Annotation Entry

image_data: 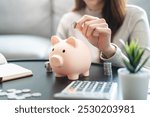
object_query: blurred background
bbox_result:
[0,0,149,60]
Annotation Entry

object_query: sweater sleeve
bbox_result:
[129,9,150,47]
[129,7,150,68]
[100,44,128,67]
[100,7,150,68]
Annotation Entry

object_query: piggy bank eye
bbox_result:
[52,48,54,51]
[62,49,65,53]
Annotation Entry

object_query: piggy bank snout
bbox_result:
[50,55,63,67]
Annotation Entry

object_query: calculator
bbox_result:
[54,80,118,100]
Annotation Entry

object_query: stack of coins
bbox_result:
[103,62,112,76]
[45,61,52,72]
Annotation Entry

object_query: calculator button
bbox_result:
[103,82,112,93]
[70,81,81,89]
[85,81,96,92]
[76,81,88,91]
[94,82,104,92]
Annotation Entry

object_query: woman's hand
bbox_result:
[75,15,116,58]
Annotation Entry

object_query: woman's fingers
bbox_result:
[74,15,112,53]
[77,15,99,26]
[82,19,99,36]
[75,15,99,31]
[76,16,108,38]
[93,27,111,37]
[86,23,108,37]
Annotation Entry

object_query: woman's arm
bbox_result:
[129,9,150,68]
[75,15,116,58]
[102,7,150,67]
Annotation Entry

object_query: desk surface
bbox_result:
[0,60,119,100]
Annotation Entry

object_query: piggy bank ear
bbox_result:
[66,37,77,48]
[51,35,61,45]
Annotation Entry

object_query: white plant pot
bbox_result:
[118,68,150,100]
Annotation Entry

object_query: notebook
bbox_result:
[0,63,33,82]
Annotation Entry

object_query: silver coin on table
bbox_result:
[14,90,23,94]
[7,89,17,93]
[15,96,26,100]
[45,61,52,72]
[31,92,42,97]
[7,94,17,100]
[7,92,16,96]
[22,89,31,93]
[0,92,7,96]
[23,93,32,98]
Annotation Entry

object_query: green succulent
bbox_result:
[121,40,150,73]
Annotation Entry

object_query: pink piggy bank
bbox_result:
[49,36,91,80]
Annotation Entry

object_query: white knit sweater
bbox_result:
[56,5,150,67]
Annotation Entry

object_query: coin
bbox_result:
[31,92,42,97]
[0,92,7,96]
[7,93,17,99]
[15,96,26,100]
[23,93,32,98]
[14,90,22,94]
[0,88,42,99]
[103,62,112,75]
[22,89,31,93]
[7,89,17,93]
[45,61,52,72]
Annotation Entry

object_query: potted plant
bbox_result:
[118,40,150,100]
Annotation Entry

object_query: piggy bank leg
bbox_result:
[82,70,89,77]
[55,73,65,77]
[67,74,79,80]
